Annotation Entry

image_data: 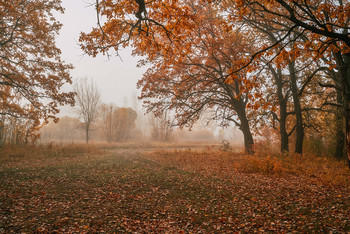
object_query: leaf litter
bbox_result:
[0,147,349,232]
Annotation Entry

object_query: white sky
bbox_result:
[55,0,146,112]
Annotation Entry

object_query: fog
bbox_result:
[43,0,244,146]
[40,110,244,146]
[55,0,146,109]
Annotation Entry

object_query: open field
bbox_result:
[0,144,349,232]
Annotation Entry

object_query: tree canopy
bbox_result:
[0,0,74,136]
[80,0,350,159]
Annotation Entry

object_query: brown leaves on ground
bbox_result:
[146,149,350,231]
[0,145,349,232]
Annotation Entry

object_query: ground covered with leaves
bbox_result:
[0,144,349,232]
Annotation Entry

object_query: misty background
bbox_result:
[40,0,244,145]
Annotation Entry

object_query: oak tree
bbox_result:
[79,0,349,159]
[137,5,263,153]
[0,0,75,134]
[80,0,265,153]
[223,0,349,159]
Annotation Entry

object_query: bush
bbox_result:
[240,155,283,175]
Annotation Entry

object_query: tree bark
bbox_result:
[289,60,304,154]
[241,117,254,154]
[280,109,289,152]
[334,52,350,167]
[86,124,90,143]
[235,101,254,154]
[335,87,345,159]
[346,101,350,168]
[343,53,350,168]
[270,65,289,152]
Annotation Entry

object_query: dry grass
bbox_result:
[1,143,349,232]
[95,141,215,150]
[0,143,103,169]
[0,143,102,157]
[145,148,350,187]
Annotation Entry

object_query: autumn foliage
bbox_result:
[1,0,350,231]
[80,0,350,159]
[0,0,74,144]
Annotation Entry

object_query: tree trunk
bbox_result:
[334,52,350,168]
[224,80,255,154]
[289,60,304,154]
[343,53,350,168]
[276,68,289,152]
[86,124,90,143]
[235,101,254,154]
[335,87,345,159]
[241,118,254,154]
[277,90,289,152]
[345,99,350,168]
[268,65,289,152]
[280,114,289,152]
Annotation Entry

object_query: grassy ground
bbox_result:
[0,144,349,232]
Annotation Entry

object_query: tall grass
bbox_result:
[0,143,103,170]
[0,143,102,158]
[146,148,350,187]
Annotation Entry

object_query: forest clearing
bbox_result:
[1,0,350,232]
[1,144,349,232]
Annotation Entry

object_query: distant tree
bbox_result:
[99,105,137,142]
[148,112,173,142]
[0,115,40,146]
[114,107,137,141]
[100,103,117,142]
[40,116,84,143]
[74,78,101,143]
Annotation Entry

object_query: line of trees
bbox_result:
[0,116,40,146]
[1,0,349,162]
[40,110,139,144]
[73,78,139,143]
[79,0,349,162]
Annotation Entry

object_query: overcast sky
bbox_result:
[55,0,146,112]
[53,0,242,140]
